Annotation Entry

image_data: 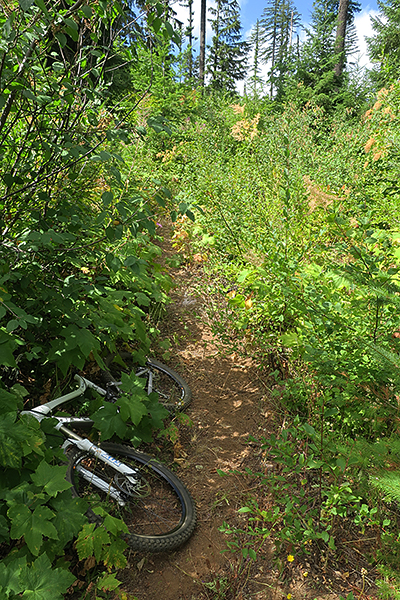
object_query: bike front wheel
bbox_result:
[66,443,196,553]
[102,352,192,412]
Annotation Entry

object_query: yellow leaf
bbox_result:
[244,296,253,309]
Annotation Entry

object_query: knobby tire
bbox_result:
[66,442,196,552]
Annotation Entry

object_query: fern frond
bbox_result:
[371,343,400,371]
[370,471,400,503]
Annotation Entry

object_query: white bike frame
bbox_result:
[21,375,140,506]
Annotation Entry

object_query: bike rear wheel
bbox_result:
[102,352,192,411]
[66,443,196,552]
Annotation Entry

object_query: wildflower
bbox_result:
[230,103,245,115]
[364,138,375,153]
[287,594,292,599]
[373,151,383,161]
[287,555,294,562]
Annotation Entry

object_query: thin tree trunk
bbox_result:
[270,19,277,98]
[199,0,206,86]
[289,10,293,50]
[333,0,348,77]
[188,0,193,78]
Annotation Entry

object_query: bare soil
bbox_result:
[117,233,354,600]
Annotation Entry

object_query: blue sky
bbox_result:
[240,0,379,69]
[173,0,381,76]
[240,0,378,31]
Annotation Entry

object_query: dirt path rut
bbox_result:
[120,255,279,599]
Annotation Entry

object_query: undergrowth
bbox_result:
[146,84,400,597]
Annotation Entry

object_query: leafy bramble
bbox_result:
[31,461,72,497]
[8,504,58,555]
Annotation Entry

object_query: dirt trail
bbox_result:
[120,234,343,600]
[119,241,282,599]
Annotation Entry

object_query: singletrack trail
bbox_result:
[118,230,342,600]
[118,232,281,600]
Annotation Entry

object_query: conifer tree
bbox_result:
[248,20,265,95]
[179,0,196,80]
[367,0,400,87]
[206,0,249,92]
[294,0,360,106]
[259,0,300,97]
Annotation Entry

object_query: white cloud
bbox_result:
[353,9,379,69]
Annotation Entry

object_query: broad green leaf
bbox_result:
[51,61,64,72]
[80,4,92,17]
[302,423,316,437]
[65,26,78,42]
[248,548,257,560]
[336,457,346,472]
[19,0,35,10]
[0,330,18,367]
[151,17,162,32]
[147,116,171,135]
[76,328,100,357]
[110,165,121,183]
[31,461,71,497]
[75,522,110,560]
[8,504,58,555]
[63,17,78,30]
[119,394,147,426]
[0,387,22,413]
[103,513,128,536]
[97,572,122,592]
[99,150,111,161]
[101,537,127,569]
[91,403,127,439]
[75,522,96,559]
[0,413,43,468]
[0,514,9,543]
[55,32,67,48]
[147,396,168,428]
[35,0,49,17]
[281,332,300,347]
[6,319,19,332]
[19,553,75,600]
[165,22,174,37]
[0,557,26,596]
[135,292,150,307]
[50,493,88,546]
[93,526,111,562]
[102,191,113,206]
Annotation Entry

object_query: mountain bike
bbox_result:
[21,359,196,553]
[102,353,192,412]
